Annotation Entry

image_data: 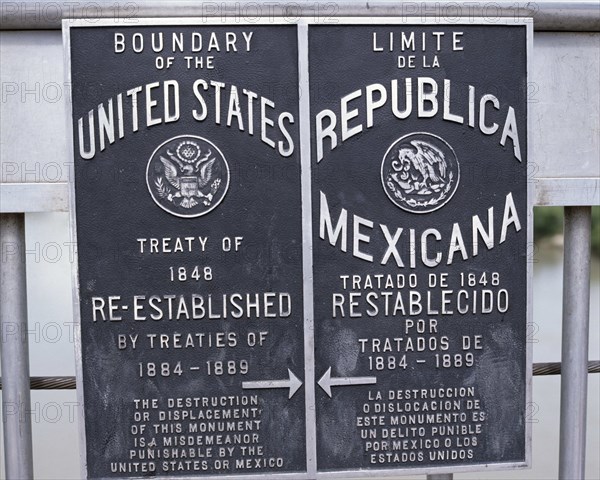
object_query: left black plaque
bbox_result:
[66,22,304,478]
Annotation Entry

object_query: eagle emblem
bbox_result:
[146,136,229,218]
[381,133,459,214]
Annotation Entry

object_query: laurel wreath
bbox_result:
[386,172,455,208]
[154,177,171,199]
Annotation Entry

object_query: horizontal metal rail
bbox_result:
[3,178,599,214]
[427,474,453,480]
[2,362,599,390]
[535,361,600,376]
[0,0,599,31]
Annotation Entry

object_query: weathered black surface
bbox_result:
[70,25,305,478]
[310,25,528,472]
[70,21,530,479]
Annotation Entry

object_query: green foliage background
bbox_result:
[534,206,600,257]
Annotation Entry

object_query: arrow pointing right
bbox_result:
[317,367,377,398]
[242,368,303,399]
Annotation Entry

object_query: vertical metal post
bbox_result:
[427,475,453,480]
[559,206,592,480]
[0,213,34,480]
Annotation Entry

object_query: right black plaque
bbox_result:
[310,22,531,474]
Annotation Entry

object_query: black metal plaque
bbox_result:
[68,22,305,478]
[68,18,531,480]
[310,23,530,474]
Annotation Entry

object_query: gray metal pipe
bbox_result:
[0,0,599,31]
[559,206,592,480]
[0,213,34,480]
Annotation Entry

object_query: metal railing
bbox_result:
[1,2,599,480]
[2,212,597,479]
[3,361,599,391]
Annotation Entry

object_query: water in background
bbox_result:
[0,213,598,479]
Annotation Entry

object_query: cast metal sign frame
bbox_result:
[64,16,533,480]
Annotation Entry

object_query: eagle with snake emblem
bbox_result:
[381,133,460,214]
[390,140,449,195]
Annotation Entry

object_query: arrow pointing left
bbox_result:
[317,367,377,398]
[242,368,302,399]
